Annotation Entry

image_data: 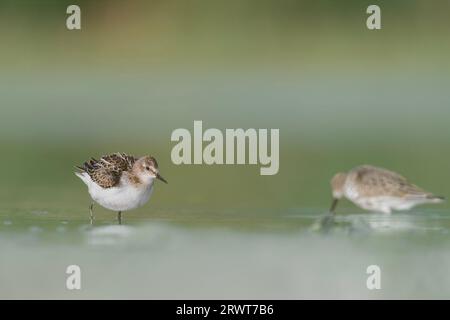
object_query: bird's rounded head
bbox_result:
[330,172,347,199]
[134,156,167,184]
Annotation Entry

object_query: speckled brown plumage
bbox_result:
[348,165,435,199]
[76,152,137,188]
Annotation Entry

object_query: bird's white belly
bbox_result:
[88,182,153,212]
[344,183,415,214]
[351,196,418,214]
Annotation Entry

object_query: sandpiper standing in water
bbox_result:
[329,165,444,214]
[75,152,167,224]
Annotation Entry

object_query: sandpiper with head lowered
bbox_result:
[329,165,444,214]
[75,152,167,224]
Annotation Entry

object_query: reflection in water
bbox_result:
[318,214,336,230]
[310,213,371,235]
[86,225,135,246]
[351,213,417,232]
[311,211,448,235]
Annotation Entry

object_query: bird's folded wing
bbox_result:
[79,152,137,188]
[356,166,428,198]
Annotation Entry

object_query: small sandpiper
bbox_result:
[329,165,444,214]
[75,152,167,224]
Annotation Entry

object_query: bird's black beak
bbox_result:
[329,198,338,214]
[156,173,168,184]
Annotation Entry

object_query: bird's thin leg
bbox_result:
[329,198,339,215]
[118,211,122,225]
[89,203,95,225]
[318,198,339,231]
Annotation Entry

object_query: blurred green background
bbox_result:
[1,0,450,221]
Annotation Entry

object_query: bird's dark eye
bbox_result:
[145,166,150,170]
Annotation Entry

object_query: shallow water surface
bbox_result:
[1,209,450,299]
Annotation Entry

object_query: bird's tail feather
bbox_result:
[74,171,85,179]
[427,195,445,203]
[74,171,90,186]
[405,194,445,204]
[74,165,85,172]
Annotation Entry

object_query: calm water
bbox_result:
[1,207,450,299]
